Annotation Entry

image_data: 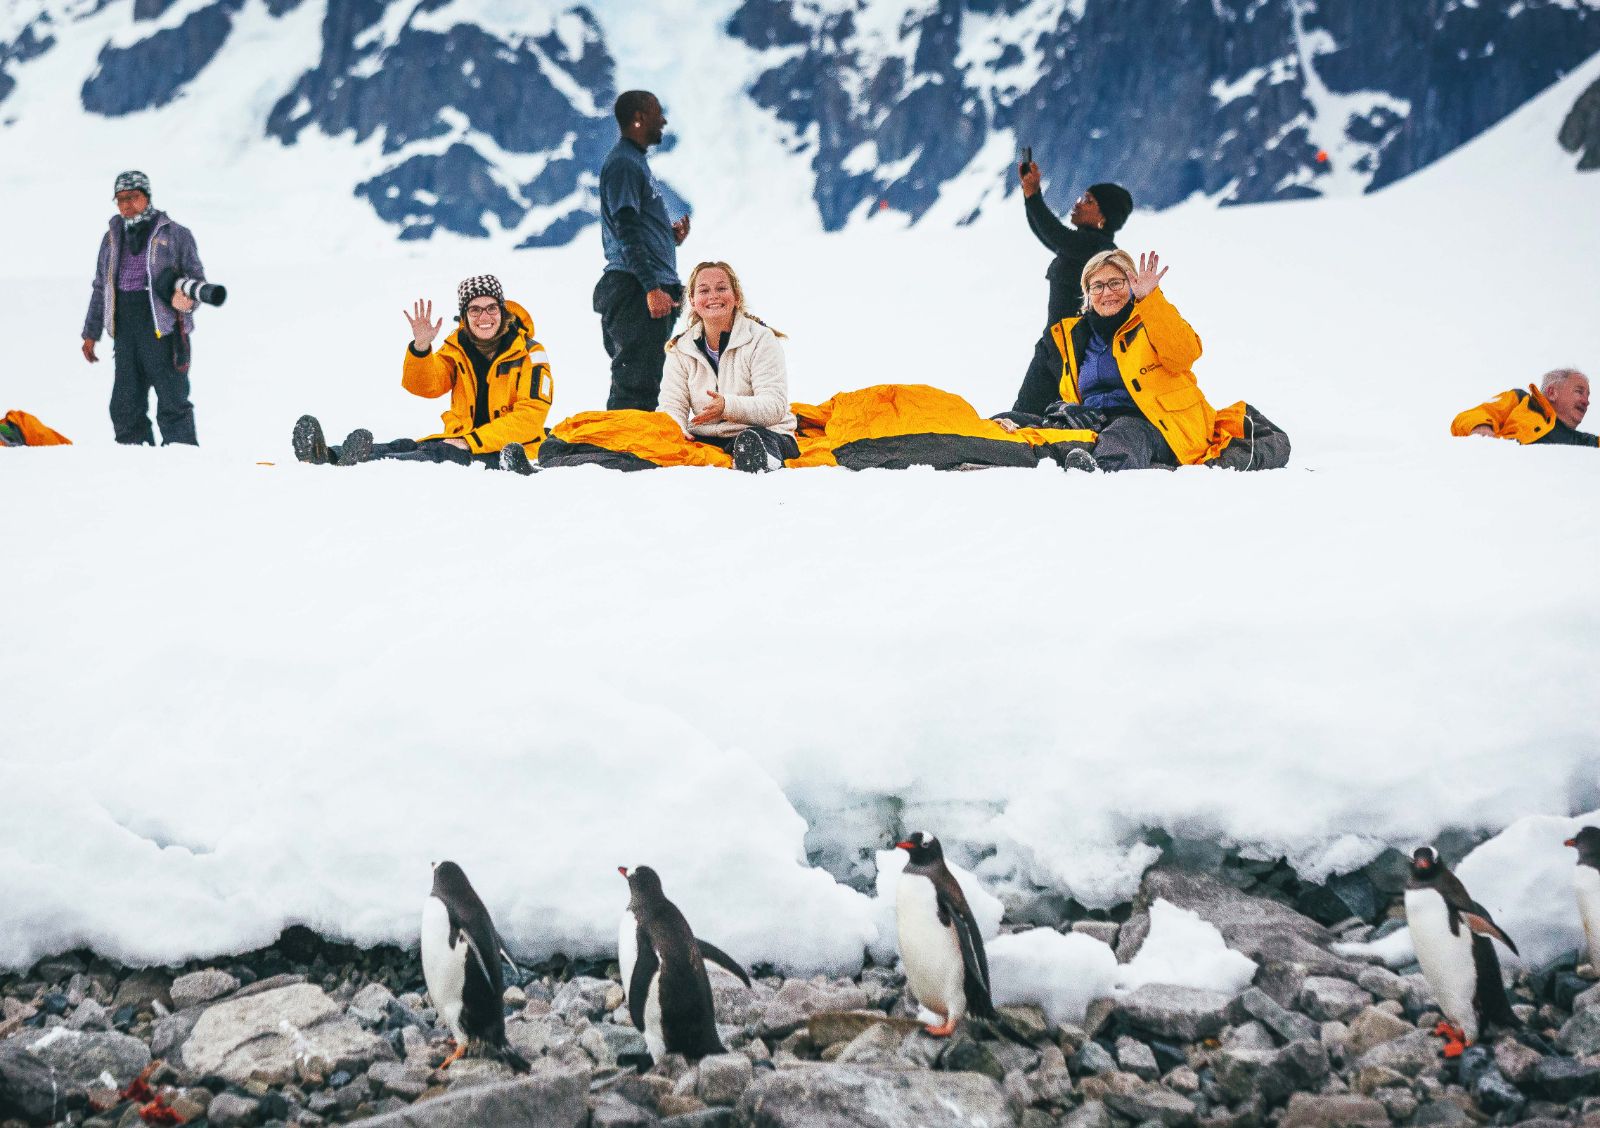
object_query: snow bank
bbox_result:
[1114,900,1259,995]
[1337,810,1600,972]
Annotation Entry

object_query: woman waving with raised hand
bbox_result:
[658,261,798,473]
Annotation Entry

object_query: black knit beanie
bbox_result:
[1088,182,1133,232]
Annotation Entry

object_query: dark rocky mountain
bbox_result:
[727,0,1600,230]
[1,0,1595,241]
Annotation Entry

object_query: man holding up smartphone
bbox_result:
[1017,153,1132,328]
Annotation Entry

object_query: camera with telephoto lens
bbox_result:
[154,267,227,308]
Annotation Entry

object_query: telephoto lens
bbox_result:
[155,268,227,307]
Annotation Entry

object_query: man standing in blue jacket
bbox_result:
[81,171,207,445]
[594,90,690,411]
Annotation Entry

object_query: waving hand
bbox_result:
[1130,253,1169,301]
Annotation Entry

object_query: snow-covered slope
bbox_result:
[0,19,1597,975]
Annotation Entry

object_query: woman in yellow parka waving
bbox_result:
[1001,249,1280,471]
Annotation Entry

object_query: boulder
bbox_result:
[1298,978,1371,1023]
[181,982,392,1085]
[807,1011,920,1050]
[1559,1006,1600,1057]
[1350,1030,1441,1078]
[352,1065,590,1126]
[1116,1035,1159,1081]
[169,968,240,1010]
[1082,1071,1196,1128]
[12,1027,150,1089]
[736,1063,1013,1127]
[1277,1093,1388,1128]
[1527,1056,1600,1102]
[1116,984,1233,1042]
[1225,988,1319,1045]
[1343,1008,1412,1057]
[348,981,399,1025]
[206,1092,261,1127]
[756,980,871,1039]
[695,1052,753,1106]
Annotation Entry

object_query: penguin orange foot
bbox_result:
[440,1042,467,1068]
[1432,1021,1469,1058]
[924,1016,959,1037]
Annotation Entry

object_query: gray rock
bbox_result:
[736,1063,1013,1127]
[1343,1008,1412,1057]
[14,1026,150,1089]
[352,1065,590,1126]
[349,981,398,1025]
[1372,1085,1417,1121]
[181,983,392,1085]
[552,976,614,1020]
[1117,869,1365,984]
[1298,978,1371,1023]
[1064,1101,1115,1128]
[369,1059,432,1099]
[835,1022,912,1068]
[1256,1039,1331,1105]
[1085,1071,1197,1127]
[1561,1006,1600,1057]
[1492,1037,1541,1086]
[996,1004,1051,1043]
[1073,921,1121,946]
[938,1029,1006,1082]
[0,1042,77,1123]
[592,1092,663,1127]
[230,972,308,1000]
[599,1021,651,1061]
[807,1011,920,1050]
[1117,1035,1160,1081]
[1277,1093,1387,1128]
[756,980,870,1039]
[169,968,240,1010]
[1117,984,1234,1042]
[1226,988,1320,1045]
[111,968,172,1011]
[1410,1101,1471,1126]
[695,1052,753,1106]
[661,1111,733,1128]
[206,1092,261,1127]
[1072,1040,1118,1076]
[66,998,110,1031]
[1528,1056,1600,1102]
[1350,1030,1441,1079]
[1472,1064,1525,1117]
[1574,982,1600,1013]
[1164,1065,1201,1095]
[150,1007,203,1060]
[1354,967,1407,1003]
[1221,1021,1277,1052]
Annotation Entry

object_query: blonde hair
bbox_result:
[675,260,786,344]
[1079,249,1137,314]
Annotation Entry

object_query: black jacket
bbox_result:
[1025,193,1117,328]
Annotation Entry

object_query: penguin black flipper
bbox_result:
[695,940,752,988]
[934,875,996,1019]
[628,927,659,1033]
[1439,870,1519,954]
[1472,934,1520,1030]
[1462,901,1519,956]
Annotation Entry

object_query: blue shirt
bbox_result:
[599,138,678,289]
[1078,330,1134,411]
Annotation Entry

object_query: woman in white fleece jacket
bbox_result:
[659,260,798,473]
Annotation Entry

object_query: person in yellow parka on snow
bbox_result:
[291,274,553,473]
[1452,368,1595,448]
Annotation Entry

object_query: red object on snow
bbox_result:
[1315,149,1329,163]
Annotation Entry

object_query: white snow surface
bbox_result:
[1337,809,1600,972]
[1,20,1599,973]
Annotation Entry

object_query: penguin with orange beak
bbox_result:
[1565,826,1600,972]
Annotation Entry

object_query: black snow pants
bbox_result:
[111,292,196,446]
[594,271,682,411]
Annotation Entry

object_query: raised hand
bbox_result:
[404,299,443,351]
[672,214,691,246]
[1130,252,1169,301]
[1019,161,1041,198]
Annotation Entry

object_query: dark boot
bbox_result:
[730,429,771,474]
[293,415,329,464]
[336,429,374,466]
[498,442,538,475]
[1059,447,1099,472]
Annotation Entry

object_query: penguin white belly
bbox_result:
[642,969,666,1060]
[618,909,639,1005]
[896,874,967,1022]
[1576,866,1600,970]
[421,896,468,1042]
[1406,888,1479,1041]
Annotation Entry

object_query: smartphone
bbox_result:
[1018,146,1033,175]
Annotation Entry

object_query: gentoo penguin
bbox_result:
[618,865,751,1061]
[1565,826,1600,972]
[1404,846,1519,1057]
[420,861,529,1071]
[894,832,1003,1037]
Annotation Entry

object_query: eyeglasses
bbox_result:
[1087,278,1128,295]
[464,303,500,319]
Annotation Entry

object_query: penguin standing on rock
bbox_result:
[1404,846,1520,1058]
[1565,826,1600,973]
[420,861,529,1071]
[618,865,751,1062]
[893,832,1003,1037]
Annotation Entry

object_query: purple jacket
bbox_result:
[82,209,205,340]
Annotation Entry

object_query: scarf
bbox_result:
[1086,297,1133,344]
[122,209,155,256]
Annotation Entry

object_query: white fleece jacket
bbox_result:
[659,314,796,438]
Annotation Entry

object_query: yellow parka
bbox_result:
[1048,288,1221,465]
[1451,385,1560,444]
[401,299,553,456]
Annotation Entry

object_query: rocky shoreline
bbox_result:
[4,863,1599,1128]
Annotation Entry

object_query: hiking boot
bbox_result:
[1060,447,1100,473]
[335,429,373,466]
[498,442,539,475]
[292,415,329,464]
[730,429,771,474]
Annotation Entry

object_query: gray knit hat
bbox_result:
[457,274,504,314]
[113,170,151,198]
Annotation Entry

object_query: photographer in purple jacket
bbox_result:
[81,171,209,445]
